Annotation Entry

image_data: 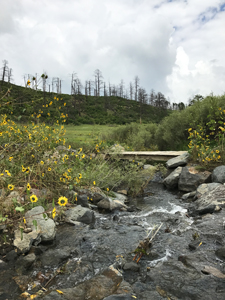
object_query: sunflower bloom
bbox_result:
[30,195,38,203]
[8,184,14,191]
[58,196,68,206]
[27,183,31,190]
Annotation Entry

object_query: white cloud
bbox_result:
[0,0,225,103]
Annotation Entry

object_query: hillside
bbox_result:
[0,81,170,125]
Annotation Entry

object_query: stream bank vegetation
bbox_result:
[0,89,157,236]
[1,79,225,239]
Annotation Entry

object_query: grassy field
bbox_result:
[64,124,118,148]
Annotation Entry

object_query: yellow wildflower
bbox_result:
[58,196,68,206]
[8,184,14,191]
[30,195,38,203]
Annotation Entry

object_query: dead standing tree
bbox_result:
[94,69,103,96]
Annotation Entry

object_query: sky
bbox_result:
[0,0,225,104]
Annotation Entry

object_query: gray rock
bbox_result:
[178,167,211,192]
[163,167,182,189]
[215,247,225,261]
[212,165,225,183]
[0,259,7,271]
[123,262,140,272]
[182,191,196,200]
[166,152,190,169]
[40,247,71,266]
[196,183,222,199]
[25,206,56,241]
[97,198,128,211]
[15,253,36,271]
[112,192,128,204]
[195,185,225,211]
[65,205,95,225]
[39,291,63,300]
[77,194,89,207]
[59,265,123,300]
[103,295,134,300]
[13,229,40,253]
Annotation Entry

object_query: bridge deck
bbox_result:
[106,151,187,162]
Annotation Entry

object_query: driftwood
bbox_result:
[133,223,163,263]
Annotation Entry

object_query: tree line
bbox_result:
[1,60,189,111]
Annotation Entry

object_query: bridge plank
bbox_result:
[106,151,187,162]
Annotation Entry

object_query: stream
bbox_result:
[1,180,225,300]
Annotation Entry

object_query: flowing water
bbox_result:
[1,180,225,299]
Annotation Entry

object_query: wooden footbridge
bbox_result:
[106,151,187,162]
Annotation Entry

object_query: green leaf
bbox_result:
[20,227,23,240]
[43,213,48,220]
[69,185,73,190]
[32,219,38,230]
[15,207,25,212]
[52,199,55,208]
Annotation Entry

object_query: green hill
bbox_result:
[0,81,170,125]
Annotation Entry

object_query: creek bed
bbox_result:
[1,181,225,300]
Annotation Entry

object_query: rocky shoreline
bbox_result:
[1,153,225,299]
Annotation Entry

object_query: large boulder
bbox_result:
[166,152,190,169]
[178,167,211,192]
[163,167,182,190]
[212,165,225,183]
[25,206,56,241]
[195,183,222,199]
[65,205,95,225]
[194,185,225,211]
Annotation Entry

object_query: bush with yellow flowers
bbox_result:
[187,107,225,165]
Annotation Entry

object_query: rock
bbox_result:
[189,240,203,251]
[40,247,71,266]
[212,165,225,183]
[13,275,30,292]
[123,262,140,272]
[2,191,23,212]
[178,167,211,192]
[194,185,225,211]
[15,253,36,271]
[215,247,225,261]
[55,145,67,151]
[97,198,128,211]
[116,189,128,195]
[5,250,18,262]
[0,259,7,271]
[182,191,196,200]
[58,265,123,300]
[110,144,125,152]
[202,266,225,279]
[112,192,128,204]
[77,194,89,207]
[13,229,40,253]
[196,183,222,199]
[198,205,216,215]
[163,167,182,190]
[166,152,190,169]
[103,295,135,300]
[25,206,56,242]
[65,205,95,225]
